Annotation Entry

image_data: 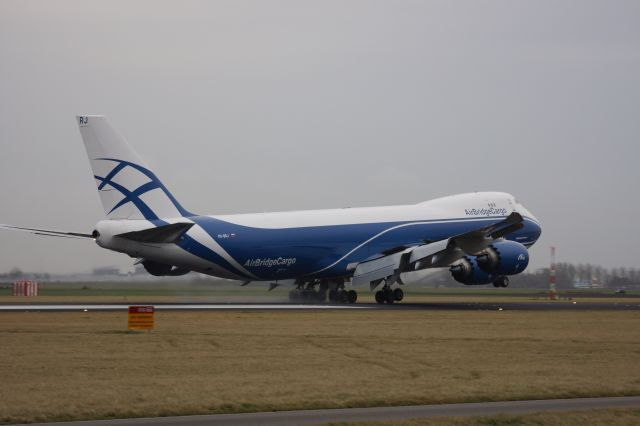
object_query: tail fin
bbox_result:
[76,115,192,221]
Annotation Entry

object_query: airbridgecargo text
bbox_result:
[464,207,509,216]
[244,257,297,268]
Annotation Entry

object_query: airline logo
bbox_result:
[464,207,508,216]
[244,257,297,268]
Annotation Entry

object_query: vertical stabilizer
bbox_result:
[76,115,191,220]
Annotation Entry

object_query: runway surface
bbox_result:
[1,300,639,311]
[14,396,640,426]
[0,303,368,311]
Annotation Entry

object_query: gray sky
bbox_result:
[1,0,639,274]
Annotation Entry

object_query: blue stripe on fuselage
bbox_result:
[186,215,541,281]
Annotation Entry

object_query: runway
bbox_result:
[13,396,640,426]
[0,303,368,311]
[0,300,639,311]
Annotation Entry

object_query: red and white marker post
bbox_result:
[12,280,39,296]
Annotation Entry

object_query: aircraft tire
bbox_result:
[393,288,404,302]
[501,276,510,288]
[375,290,385,304]
[347,290,357,304]
[493,276,509,288]
[339,290,349,304]
[385,289,395,304]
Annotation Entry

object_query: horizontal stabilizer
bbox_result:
[0,224,93,239]
[116,222,194,243]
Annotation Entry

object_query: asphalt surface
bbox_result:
[13,396,640,426]
[1,300,639,311]
[0,303,367,311]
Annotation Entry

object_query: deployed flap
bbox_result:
[116,222,194,243]
[352,247,414,287]
[408,239,450,264]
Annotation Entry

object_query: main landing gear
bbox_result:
[374,282,404,305]
[288,279,358,304]
[367,272,406,305]
[329,288,358,304]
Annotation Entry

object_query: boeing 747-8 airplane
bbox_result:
[1,116,541,304]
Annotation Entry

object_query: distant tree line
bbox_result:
[0,267,51,281]
[414,262,640,289]
[509,262,640,289]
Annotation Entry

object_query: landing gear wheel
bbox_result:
[347,290,358,304]
[493,276,509,288]
[385,289,395,304]
[339,290,349,304]
[375,290,385,304]
[393,288,404,302]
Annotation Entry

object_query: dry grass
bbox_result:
[1,310,640,423]
[323,408,640,426]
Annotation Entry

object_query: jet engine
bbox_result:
[450,256,495,285]
[476,241,529,275]
[142,260,191,276]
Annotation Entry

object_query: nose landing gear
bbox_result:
[492,276,509,288]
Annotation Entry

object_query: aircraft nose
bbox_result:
[530,219,542,240]
[515,204,541,241]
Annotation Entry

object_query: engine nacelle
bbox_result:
[450,256,496,285]
[142,260,191,277]
[476,241,529,276]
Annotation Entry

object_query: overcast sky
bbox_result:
[1,0,639,274]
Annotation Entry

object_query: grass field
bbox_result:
[323,408,640,426]
[1,309,640,424]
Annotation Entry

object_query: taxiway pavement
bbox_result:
[12,396,640,426]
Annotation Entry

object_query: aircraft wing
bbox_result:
[0,224,94,239]
[350,212,524,287]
